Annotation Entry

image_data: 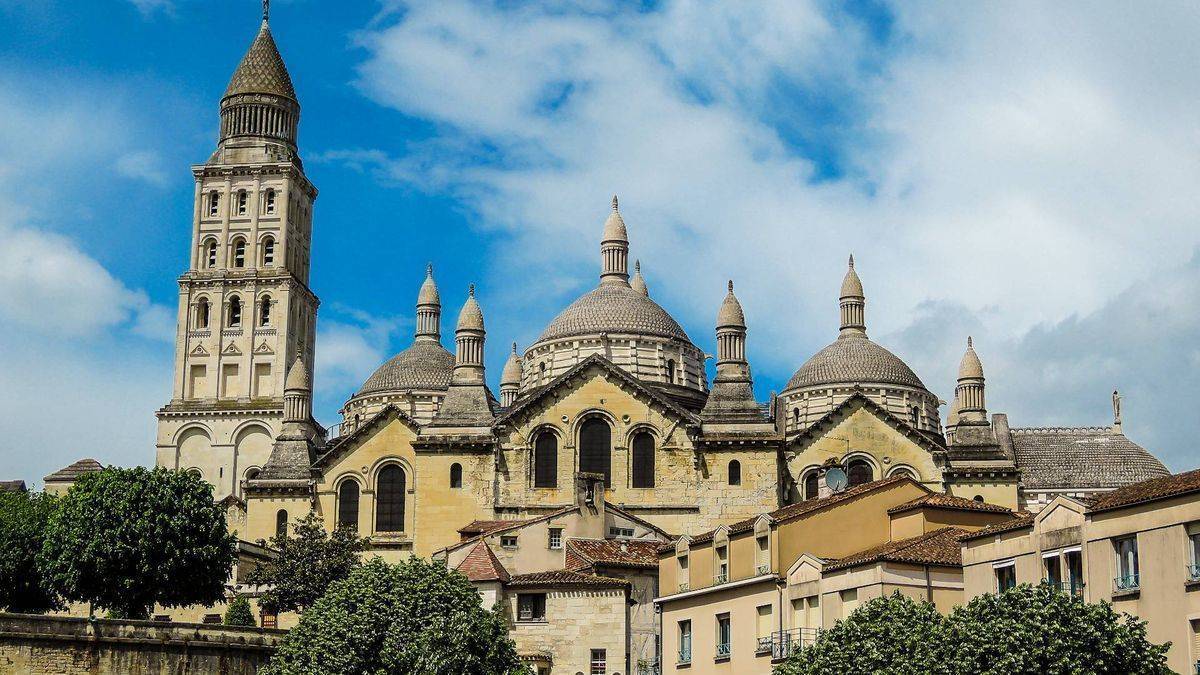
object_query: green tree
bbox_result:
[0,490,61,613]
[247,511,367,614]
[943,583,1171,675]
[224,595,256,627]
[774,592,948,675]
[262,557,525,675]
[39,467,235,619]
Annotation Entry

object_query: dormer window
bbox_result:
[236,190,248,216]
[208,191,219,217]
[264,189,277,214]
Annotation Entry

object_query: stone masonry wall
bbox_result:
[0,613,284,675]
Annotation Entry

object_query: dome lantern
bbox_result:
[955,336,986,424]
[415,263,441,342]
[600,195,630,286]
[219,3,299,149]
[839,254,866,337]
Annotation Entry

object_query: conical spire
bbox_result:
[427,285,495,428]
[838,254,866,337]
[717,280,746,328]
[283,356,312,423]
[630,260,649,296]
[415,263,441,342]
[457,284,485,332]
[703,279,758,421]
[219,3,299,148]
[600,195,630,286]
[955,336,986,424]
[500,342,523,407]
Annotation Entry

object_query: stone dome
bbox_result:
[787,335,926,391]
[716,281,745,328]
[538,283,691,343]
[501,343,523,386]
[356,341,454,396]
[958,337,984,379]
[457,286,485,331]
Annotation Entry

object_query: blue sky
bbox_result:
[2,0,1199,484]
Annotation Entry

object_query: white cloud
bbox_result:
[115,150,169,186]
[346,1,1200,468]
[126,0,173,16]
[314,305,407,399]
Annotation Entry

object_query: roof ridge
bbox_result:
[1010,426,1113,434]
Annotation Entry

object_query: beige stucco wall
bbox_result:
[659,579,778,675]
[502,587,628,675]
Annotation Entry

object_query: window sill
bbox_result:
[1186,579,1200,589]
[1112,588,1140,599]
[714,655,731,663]
[515,619,548,625]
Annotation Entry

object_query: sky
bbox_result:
[1,0,1198,485]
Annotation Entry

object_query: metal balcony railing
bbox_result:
[756,564,770,575]
[756,636,773,654]
[1188,564,1200,582]
[714,573,728,584]
[715,642,731,659]
[1114,573,1140,592]
[768,628,820,661]
[1043,579,1085,598]
[678,582,689,592]
[677,645,691,664]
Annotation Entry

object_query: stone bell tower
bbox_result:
[155,2,319,500]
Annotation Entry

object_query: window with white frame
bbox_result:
[994,561,1016,592]
[548,528,562,550]
[589,649,606,675]
[1189,527,1200,580]
[1114,536,1139,591]
[715,544,728,583]
[678,620,692,663]
[609,526,634,538]
[715,613,731,658]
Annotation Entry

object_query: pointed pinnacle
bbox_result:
[611,194,619,211]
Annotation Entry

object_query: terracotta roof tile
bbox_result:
[887,492,1012,515]
[958,512,1035,542]
[454,541,510,583]
[458,520,526,537]
[506,570,628,589]
[43,458,103,483]
[1088,468,1200,513]
[824,527,967,572]
[567,538,660,569]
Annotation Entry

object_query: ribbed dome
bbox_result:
[356,341,454,396]
[958,337,984,379]
[716,281,745,328]
[787,335,925,390]
[501,343,523,385]
[538,283,691,343]
[224,23,296,100]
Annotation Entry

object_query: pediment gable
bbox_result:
[786,392,945,458]
[313,405,421,471]
[497,354,699,432]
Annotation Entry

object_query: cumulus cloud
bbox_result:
[314,305,408,411]
[342,1,1200,468]
[126,0,173,16]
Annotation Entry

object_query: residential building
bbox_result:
[961,468,1200,674]
[42,458,104,495]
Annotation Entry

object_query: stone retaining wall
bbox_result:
[0,613,285,674]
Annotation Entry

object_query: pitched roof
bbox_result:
[458,520,526,538]
[887,492,1012,515]
[505,570,629,589]
[606,503,673,538]
[497,354,699,428]
[43,458,103,483]
[786,392,946,454]
[454,541,510,583]
[439,506,579,555]
[0,480,26,493]
[315,405,420,468]
[824,527,967,572]
[1088,468,1200,514]
[566,538,661,570]
[958,512,1035,542]
[685,475,922,546]
[1009,427,1169,490]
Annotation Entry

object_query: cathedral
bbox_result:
[155,11,1170,559]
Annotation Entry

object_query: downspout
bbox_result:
[924,564,933,603]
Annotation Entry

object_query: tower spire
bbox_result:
[838,254,866,337]
[600,195,630,286]
[630,259,649,296]
[702,279,760,421]
[955,336,986,424]
[415,263,441,342]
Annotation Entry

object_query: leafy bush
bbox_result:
[224,595,256,626]
[247,511,367,614]
[0,490,61,613]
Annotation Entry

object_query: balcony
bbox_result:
[714,573,728,584]
[756,636,772,655]
[715,642,730,659]
[1113,573,1140,594]
[1043,579,1085,598]
[678,582,690,592]
[756,564,770,575]
[767,628,820,661]
[677,646,691,665]
[1188,564,1200,583]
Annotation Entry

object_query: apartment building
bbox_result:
[961,468,1200,674]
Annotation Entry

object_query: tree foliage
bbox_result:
[0,490,61,613]
[247,511,367,614]
[775,585,1172,675]
[39,467,235,619]
[224,595,256,627]
[262,557,525,675]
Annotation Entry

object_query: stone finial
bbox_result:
[612,194,619,211]
[728,279,734,292]
[631,259,649,296]
[469,283,475,297]
[849,253,855,268]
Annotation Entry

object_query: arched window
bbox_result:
[578,418,612,487]
[847,459,873,487]
[258,297,271,326]
[728,460,742,486]
[450,463,463,489]
[375,465,406,532]
[195,298,210,329]
[244,467,260,482]
[236,190,248,216]
[666,359,676,384]
[208,191,220,217]
[202,240,218,269]
[803,472,819,500]
[275,509,288,538]
[261,236,275,266]
[538,362,546,384]
[891,467,916,481]
[228,296,242,327]
[631,432,655,488]
[337,480,359,531]
[910,406,920,426]
[264,189,276,214]
[185,468,202,480]
[973,495,985,503]
[534,432,558,488]
[232,238,247,268]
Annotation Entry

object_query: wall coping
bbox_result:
[0,613,287,651]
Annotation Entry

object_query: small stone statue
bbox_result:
[1112,389,1122,426]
